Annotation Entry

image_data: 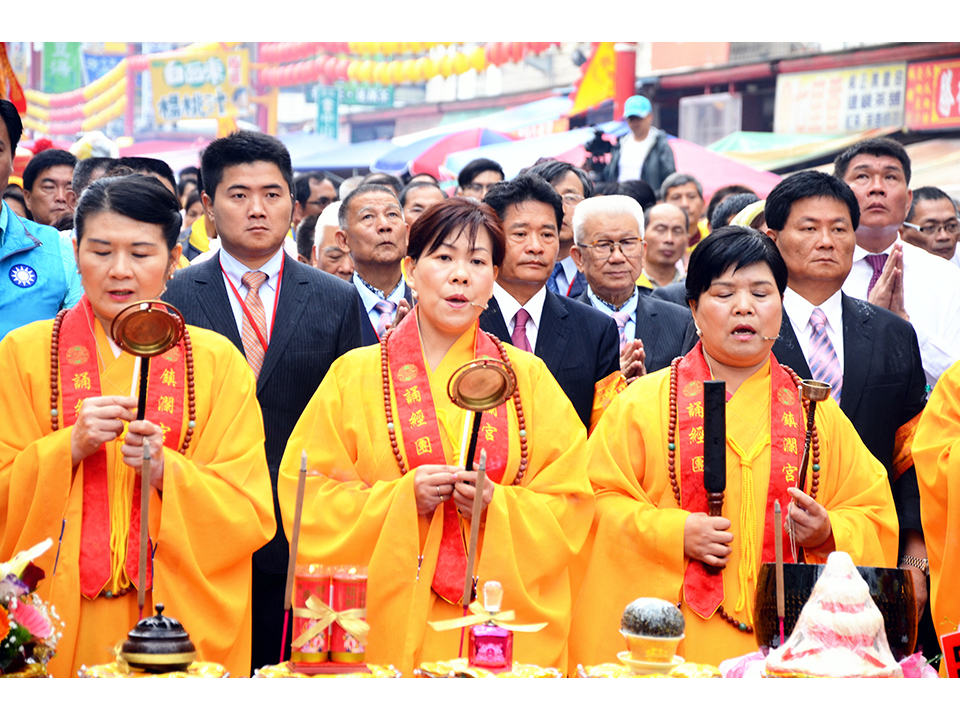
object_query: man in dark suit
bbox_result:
[480,174,620,429]
[763,171,932,652]
[162,131,364,672]
[569,195,690,380]
[335,183,412,345]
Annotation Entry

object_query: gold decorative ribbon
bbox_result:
[291,594,370,649]
[427,601,548,633]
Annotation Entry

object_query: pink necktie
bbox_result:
[374,299,397,337]
[808,308,842,403]
[511,308,532,352]
[241,271,268,378]
[612,310,631,351]
[865,253,888,296]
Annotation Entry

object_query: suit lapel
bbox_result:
[536,292,571,370]
[256,254,307,390]
[195,251,244,351]
[479,297,510,343]
[634,295,660,349]
[772,311,811,377]
[839,293,870,418]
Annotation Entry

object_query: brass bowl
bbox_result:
[754,563,916,658]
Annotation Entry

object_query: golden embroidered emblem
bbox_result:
[683,381,701,397]
[778,388,796,405]
[66,346,89,364]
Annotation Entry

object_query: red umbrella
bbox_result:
[372,128,513,179]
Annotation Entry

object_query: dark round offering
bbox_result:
[621,598,685,638]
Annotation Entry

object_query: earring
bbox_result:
[695,325,702,337]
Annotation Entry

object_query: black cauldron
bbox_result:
[754,563,917,659]
[119,604,197,673]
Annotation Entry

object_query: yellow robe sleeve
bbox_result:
[913,361,960,652]
[0,322,275,678]
[569,363,897,671]
[279,344,594,677]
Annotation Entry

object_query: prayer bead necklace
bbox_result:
[380,327,528,484]
[666,358,820,634]
[49,309,197,455]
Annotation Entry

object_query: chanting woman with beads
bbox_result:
[569,226,897,670]
[279,197,593,676]
[0,176,275,677]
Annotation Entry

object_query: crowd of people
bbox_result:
[2,91,960,677]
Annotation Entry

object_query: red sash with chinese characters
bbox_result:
[677,342,802,619]
[59,297,186,599]
[387,313,510,604]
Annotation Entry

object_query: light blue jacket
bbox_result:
[0,200,82,340]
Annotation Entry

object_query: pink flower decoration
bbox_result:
[11,599,52,640]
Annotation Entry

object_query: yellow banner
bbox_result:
[151,48,249,122]
[570,42,616,117]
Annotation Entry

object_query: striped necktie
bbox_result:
[807,308,842,403]
[241,271,268,378]
[374,299,397,337]
[612,310,631,351]
[865,253,888,296]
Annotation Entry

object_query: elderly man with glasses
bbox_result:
[570,194,690,383]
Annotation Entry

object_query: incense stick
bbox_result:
[281,450,308,663]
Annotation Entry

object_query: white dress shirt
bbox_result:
[587,286,639,342]
[553,255,579,297]
[352,273,407,331]
[493,282,548,352]
[783,287,845,375]
[218,245,285,342]
[842,236,960,387]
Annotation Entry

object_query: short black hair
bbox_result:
[834,137,912,186]
[399,181,446,210]
[458,158,504,189]
[73,157,119,196]
[76,175,182,251]
[407,196,505,268]
[296,213,319,259]
[618,179,657,213]
[22,149,76,192]
[907,186,956,222]
[179,166,199,182]
[483,173,564,231]
[705,183,755,227]
[363,172,404,198]
[116,156,177,196]
[338,183,400,228]
[765,171,860,232]
[0,99,23,157]
[200,130,294,200]
[294,171,328,206]
[523,159,594,199]
[685,225,788,304]
[710,192,760,230]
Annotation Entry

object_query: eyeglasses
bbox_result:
[577,238,643,259]
[903,220,960,236]
[562,193,584,206]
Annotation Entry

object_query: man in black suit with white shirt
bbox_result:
[162,131,364,672]
[763,171,931,652]
[479,174,620,430]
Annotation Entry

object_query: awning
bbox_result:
[708,128,895,172]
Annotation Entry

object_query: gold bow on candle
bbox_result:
[291,594,370,650]
[427,600,548,633]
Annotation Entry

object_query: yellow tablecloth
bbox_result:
[254,661,400,678]
[78,661,228,678]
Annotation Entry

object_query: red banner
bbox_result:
[905,59,960,129]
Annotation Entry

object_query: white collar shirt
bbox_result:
[783,287,845,375]
[218,246,285,342]
[493,282,548,352]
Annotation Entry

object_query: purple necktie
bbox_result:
[374,299,396,337]
[612,310,631,351]
[511,308,533,352]
[808,308,842,403]
[865,253,888,296]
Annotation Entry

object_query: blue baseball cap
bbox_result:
[623,95,652,119]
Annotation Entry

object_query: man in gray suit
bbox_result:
[570,195,690,381]
[162,131,364,672]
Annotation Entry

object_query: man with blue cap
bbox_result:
[603,94,676,190]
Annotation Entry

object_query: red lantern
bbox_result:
[485,42,496,67]
[335,58,350,81]
[323,56,339,83]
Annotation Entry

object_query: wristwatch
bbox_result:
[898,555,929,577]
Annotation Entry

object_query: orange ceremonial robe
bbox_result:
[0,318,275,678]
[278,323,593,677]
[569,357,898,671]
